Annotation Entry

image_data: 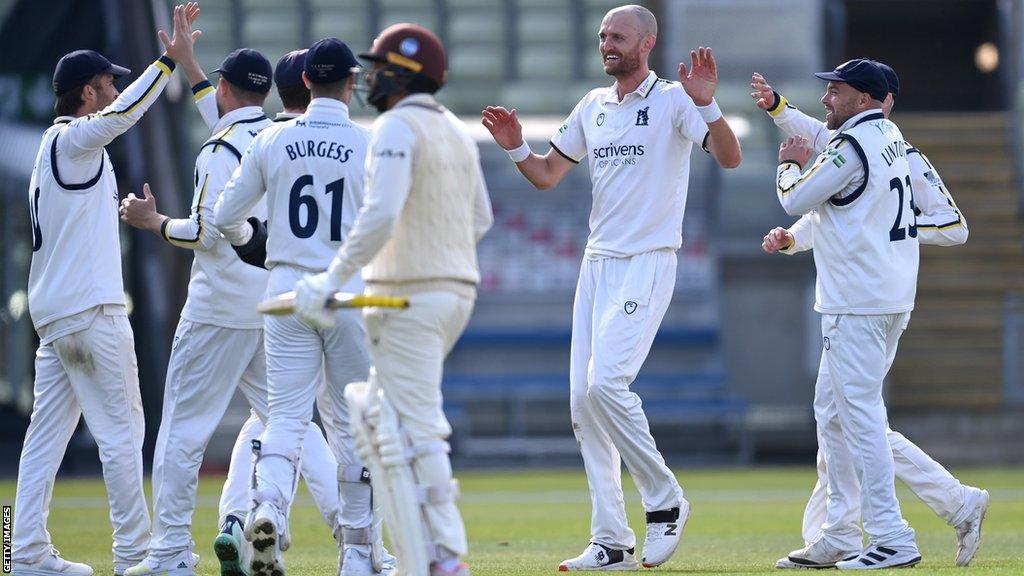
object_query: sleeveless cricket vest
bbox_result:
[363,102,480,286]
[812,112,919,314]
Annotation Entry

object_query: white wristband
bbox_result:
[505,140,532,163]
[697,98,723,124]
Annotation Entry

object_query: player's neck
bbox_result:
[614,66,651,101]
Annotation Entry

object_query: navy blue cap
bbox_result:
[274,49,308,89]
[214,48,272,93]
[814,58,888,102]
[872,61,899,97]
[304,37,359,84]
[53,50,130,95]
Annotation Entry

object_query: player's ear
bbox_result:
[302,71,312,90]
[643,34,656,54]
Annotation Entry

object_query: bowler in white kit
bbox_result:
[481,4,741,571]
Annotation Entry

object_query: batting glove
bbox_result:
[293,272,339,329]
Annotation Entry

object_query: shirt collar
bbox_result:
[54,116,74,125]
[275,111,301,121]
[213,106,266,133]
[394,93,440,108]
[602,71,658,104]
[306,97,350,117]
[836,108,885,132]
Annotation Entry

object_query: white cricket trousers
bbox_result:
[802,432,972,548]
[815,312,917,550]
[364,289,474,557]
[14,304,149,568]
[256,268,371,533]
[219,404,341,532]
[149,321,340,559]
[569,250,683,550]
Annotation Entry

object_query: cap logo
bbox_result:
[248,72,268,86]
[399,37,419,57]
[310,63,335,76]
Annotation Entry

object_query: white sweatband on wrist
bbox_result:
[505,141,532,163]
[697,98,723,124]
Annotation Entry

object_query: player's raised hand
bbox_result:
[184,1,200,25]
[481,106,525,151]
[779,136,813,168]
[751,72,775,110]
[120,183,164,232]
[762,226,794,253]
[679,47,717,106]
[159,4,202,64]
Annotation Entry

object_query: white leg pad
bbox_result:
[347,382,430,576]
[249,439,298,550]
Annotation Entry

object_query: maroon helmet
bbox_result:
[359,23,447,110]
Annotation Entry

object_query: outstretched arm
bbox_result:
[481,106,575,190]
[680,47,741,168]
[751,72,831,153]
[62,3,202,154]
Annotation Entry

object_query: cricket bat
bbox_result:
[257,291,410,315]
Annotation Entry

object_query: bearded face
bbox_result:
[599,13,646,78]
[821,81,864,130]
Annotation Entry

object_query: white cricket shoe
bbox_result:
[248,503,285,576]
[641,500,689,567]
[11,548,93,575]
[836,545,921,570]
[215,515,252,576]
[123,549,198,576]
[782,538,858,569]
[558,543,640,571]
[955,488,990,567]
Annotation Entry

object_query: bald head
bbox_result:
[605,4,658,39]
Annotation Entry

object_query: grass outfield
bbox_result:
[1,467,1022,575]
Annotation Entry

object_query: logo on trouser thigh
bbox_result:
[624,301,638,315]
[823,336,830,351]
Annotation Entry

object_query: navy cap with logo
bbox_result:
[814,58,889,102]
[53,50,131,95]
[304,37,360,84]
[872,61,900,97]
[214,48,272,93]
[274,49,308,89]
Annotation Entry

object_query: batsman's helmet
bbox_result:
[358,23,447,111]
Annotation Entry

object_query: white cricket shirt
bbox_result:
[549,71,709,259]
[214,98,368,293]
[163,106,272,329]
[770,101,968,248]
[28,56,175,331]
[776,109,919,314]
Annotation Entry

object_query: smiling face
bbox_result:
[598,8,654,78]
[821,81,868,130]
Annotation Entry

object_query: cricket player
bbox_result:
[773,58,923,569]
[213,38,384,576]
[292,23,492,576]
[118,43,348,575]
[481,5,740,570]
[755,66,989,568]
[12,6,198,576]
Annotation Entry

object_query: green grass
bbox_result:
[2,467,1022,574]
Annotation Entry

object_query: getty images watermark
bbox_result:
[3,504,11,573]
